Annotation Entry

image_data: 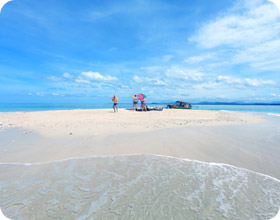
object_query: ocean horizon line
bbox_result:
[0,103,280,114]
[1,101,280,105]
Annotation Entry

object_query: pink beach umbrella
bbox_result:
[138,93,146,100]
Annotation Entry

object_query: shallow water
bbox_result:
[1,103,280,114]
[0,155,279,220]
[192,104,280,114]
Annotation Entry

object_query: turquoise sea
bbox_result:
[1,103,280,114]
[0,103,280,114]
[192,104,280,114]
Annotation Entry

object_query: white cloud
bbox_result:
[232,39,280,68]
[271,93,280,97]
[63,72,73,79]
[165,67,204,81]
[190,4,280,49]
[47,76,61,81]
[184,54,213,64]
[75,79,91,84]
[51,93,64,96]
[133,75,143,83]
[189,1,280,70]
[81,71,117,81]
[217,95,226,99]
[217,75,276,87]
[133,75,167,86]
[36,92,44,96]
[193,75,277,91]
[193,82,219,90]
[146,78,167,86]
[254,97,267,101]
[267,0,280,12]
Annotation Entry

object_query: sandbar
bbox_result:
[0,109,279,179]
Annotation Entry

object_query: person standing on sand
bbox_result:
[112,95,118,112]
[133,95,138,110]
[141,97,147,112]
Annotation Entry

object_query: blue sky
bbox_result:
[0,0,280,104]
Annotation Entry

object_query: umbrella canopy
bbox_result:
[138,93,146,100]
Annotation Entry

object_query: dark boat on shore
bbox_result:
[166,101,192,109]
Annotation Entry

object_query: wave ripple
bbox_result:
[0,155,279,220]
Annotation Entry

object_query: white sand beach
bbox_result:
[1,109,280,177]
[0,109,280,219]
[0,109,264,137]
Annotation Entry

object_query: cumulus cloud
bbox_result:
[188,1,280,71]
[147,78,167,86]
[133,75,167,86]
[232,39,280,69]
[63,72,73,79]
[217,75,276,87]
[189,3,280,49]
[133,75,143,83]
[165,67,204,81]
[49,71,118,87]
[193,75,277,91]
[81,71,117,81]
[75,78,91,84]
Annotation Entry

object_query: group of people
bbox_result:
[112,95,147,112]
[132,95,147,111]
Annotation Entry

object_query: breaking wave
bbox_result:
[267,113,280,117]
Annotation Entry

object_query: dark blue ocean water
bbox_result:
[0,103,280,114]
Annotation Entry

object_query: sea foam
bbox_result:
[0,155,279,220]
[267,113,280,117]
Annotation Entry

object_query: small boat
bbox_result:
[166,101,192,109]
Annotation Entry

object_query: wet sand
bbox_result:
[0,155,279,220]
